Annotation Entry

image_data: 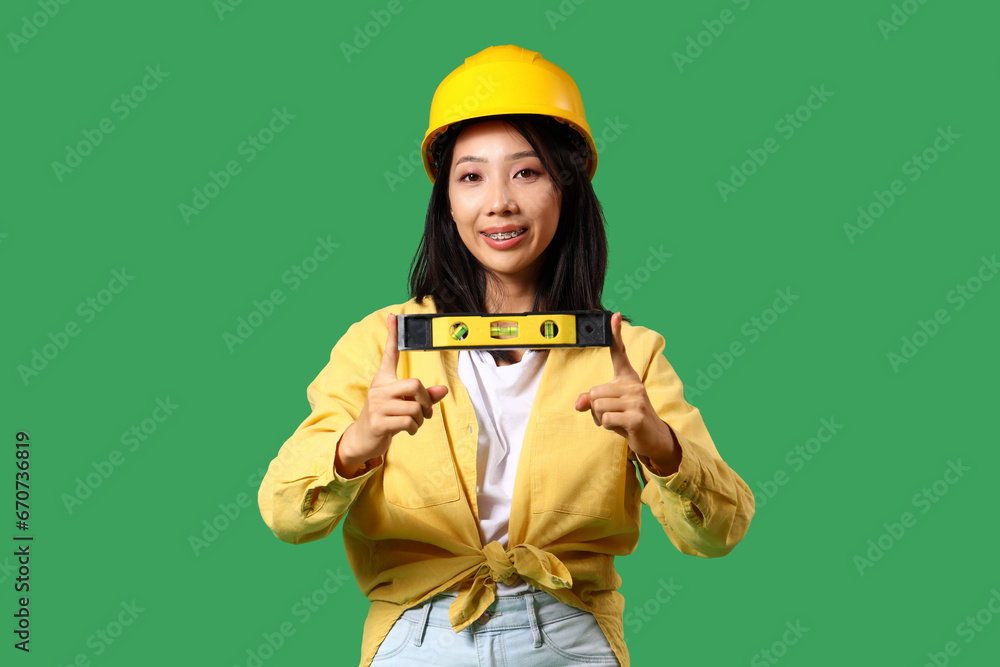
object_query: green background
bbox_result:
[4,0,998,665]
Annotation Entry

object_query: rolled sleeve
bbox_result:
[635,328,755,558]
[258,316,385,545]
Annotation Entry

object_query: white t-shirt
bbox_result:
[457,347,549,595]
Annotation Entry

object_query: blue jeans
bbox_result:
[371,585,622,666]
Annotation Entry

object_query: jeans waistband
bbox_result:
[400,585,590,634]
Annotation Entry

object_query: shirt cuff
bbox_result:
[637,430,710,525]
[302,433,384,517]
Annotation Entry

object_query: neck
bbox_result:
[486,285,537,314]
[485,265,543,314]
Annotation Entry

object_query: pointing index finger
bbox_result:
[610,311,637,380]
[379,312,400,379]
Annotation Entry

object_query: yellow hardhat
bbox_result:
[421,45,598,184]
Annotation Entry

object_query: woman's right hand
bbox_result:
[335,313,449,477]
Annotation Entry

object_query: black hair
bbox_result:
[407,113,631,365]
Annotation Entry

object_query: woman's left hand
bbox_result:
[574,312,680,471]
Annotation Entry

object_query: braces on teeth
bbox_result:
[484,229,526,240]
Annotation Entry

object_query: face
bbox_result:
[447,120,561,293]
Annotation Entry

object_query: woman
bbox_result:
[258,45,754,667]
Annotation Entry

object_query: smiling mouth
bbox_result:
[481,228,527,241]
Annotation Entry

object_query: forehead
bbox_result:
[452,119,534,155]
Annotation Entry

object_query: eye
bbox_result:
[457,172,481,183]
[516,168,540,179]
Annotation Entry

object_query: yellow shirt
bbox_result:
[258,296,755,667]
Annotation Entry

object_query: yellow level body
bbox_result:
[434,313,576,347]
[396,311,611,351]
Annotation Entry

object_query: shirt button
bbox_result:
[468,424,473,434]
[678,481,688,492]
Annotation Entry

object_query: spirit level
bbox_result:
[396,311,613,351]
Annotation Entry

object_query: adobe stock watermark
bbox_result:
[750,620,809,666]
[886,254,997,372]
[385,73,502,192]
[672,0,756,73]
[61,397,179,514]
[340,0,414,63]
[683,288,799,400]
[853,458,970,576]
[624,578,682,635]
[221,236,340,353]
[877,0,933,40]
[213,0,248,21]
[717,85,834,202]
[389,448,461,504]
[8,0,73,54]
[178,107,295,224]
[590,116,629,156]
[603,246,672,313]
[189,466,268,556]
[51,65,169,182]
[754,417,845,510]
[56,600,145,665]
[0,556,19,586]
[17,268,135,386]
[233,567,352,667]
[416,463,454,500]
[920,588,1000,667]
[544,0,587,31]
[843,126,959,243]
[385,111,626,192]
[501,115,627,208]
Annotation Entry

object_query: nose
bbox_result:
[486,176,518,216]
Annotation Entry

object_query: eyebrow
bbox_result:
[454,151,539,166]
